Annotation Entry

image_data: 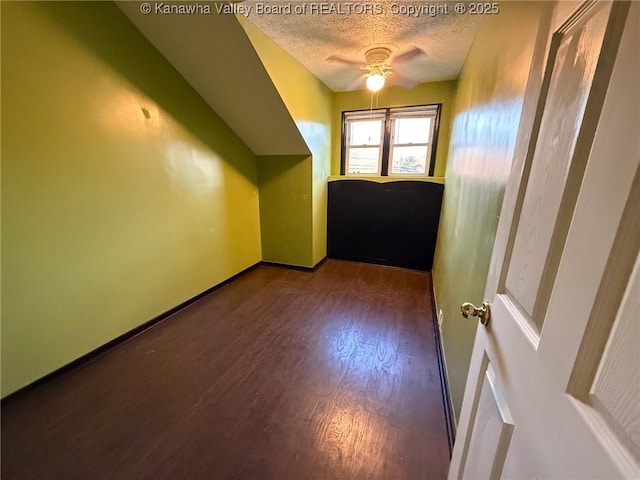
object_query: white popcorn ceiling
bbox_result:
[243,1,482,91]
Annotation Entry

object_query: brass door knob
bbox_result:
[460,301,491,326]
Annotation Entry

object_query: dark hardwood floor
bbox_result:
[1,260,450,479]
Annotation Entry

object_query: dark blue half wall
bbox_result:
[327,180,444,271]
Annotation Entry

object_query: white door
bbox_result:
[449,1,639,479]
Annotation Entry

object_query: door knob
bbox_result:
[460,301,491,326]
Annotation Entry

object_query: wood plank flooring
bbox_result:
[1,260,450,479]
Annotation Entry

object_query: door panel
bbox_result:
[459,360,514,480]
[588,251,640,463]
[567,199,640,471]
[505,2,610,330]
[450,1,639,478]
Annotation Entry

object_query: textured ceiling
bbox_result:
[243,0,482,91]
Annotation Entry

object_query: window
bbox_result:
[341,105,441,176]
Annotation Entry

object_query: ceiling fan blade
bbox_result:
[344,74,366,91]
[326,54,363,66]
[392,46,427,65]
[391,72,420,90]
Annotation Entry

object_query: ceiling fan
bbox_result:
[327,45,426,91]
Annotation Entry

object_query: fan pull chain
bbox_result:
[369,90,374,118]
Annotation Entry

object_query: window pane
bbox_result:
[349,120,383,145]
[390,146,428,174]
[393,117,431,144]
[348,147,380,174]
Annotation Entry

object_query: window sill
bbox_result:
[327,175,445,184]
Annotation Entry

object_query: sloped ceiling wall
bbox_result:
[117,2,310,156]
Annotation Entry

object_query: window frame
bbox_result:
[341,104,441,177]
[342,111,386,175]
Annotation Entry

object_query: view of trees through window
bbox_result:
[390,117,432,174]
[342,105,439,176]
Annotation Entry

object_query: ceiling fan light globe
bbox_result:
[366,73,385,92]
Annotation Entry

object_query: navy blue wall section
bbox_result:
[327,180,444,271]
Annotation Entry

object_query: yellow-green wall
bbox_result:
[258,155,313,266]
[1,1,262,396]
[331,81,457,178]
[238,16,332,267]
[432,1,547,419]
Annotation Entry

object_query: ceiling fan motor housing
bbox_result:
[365,47,391,66]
